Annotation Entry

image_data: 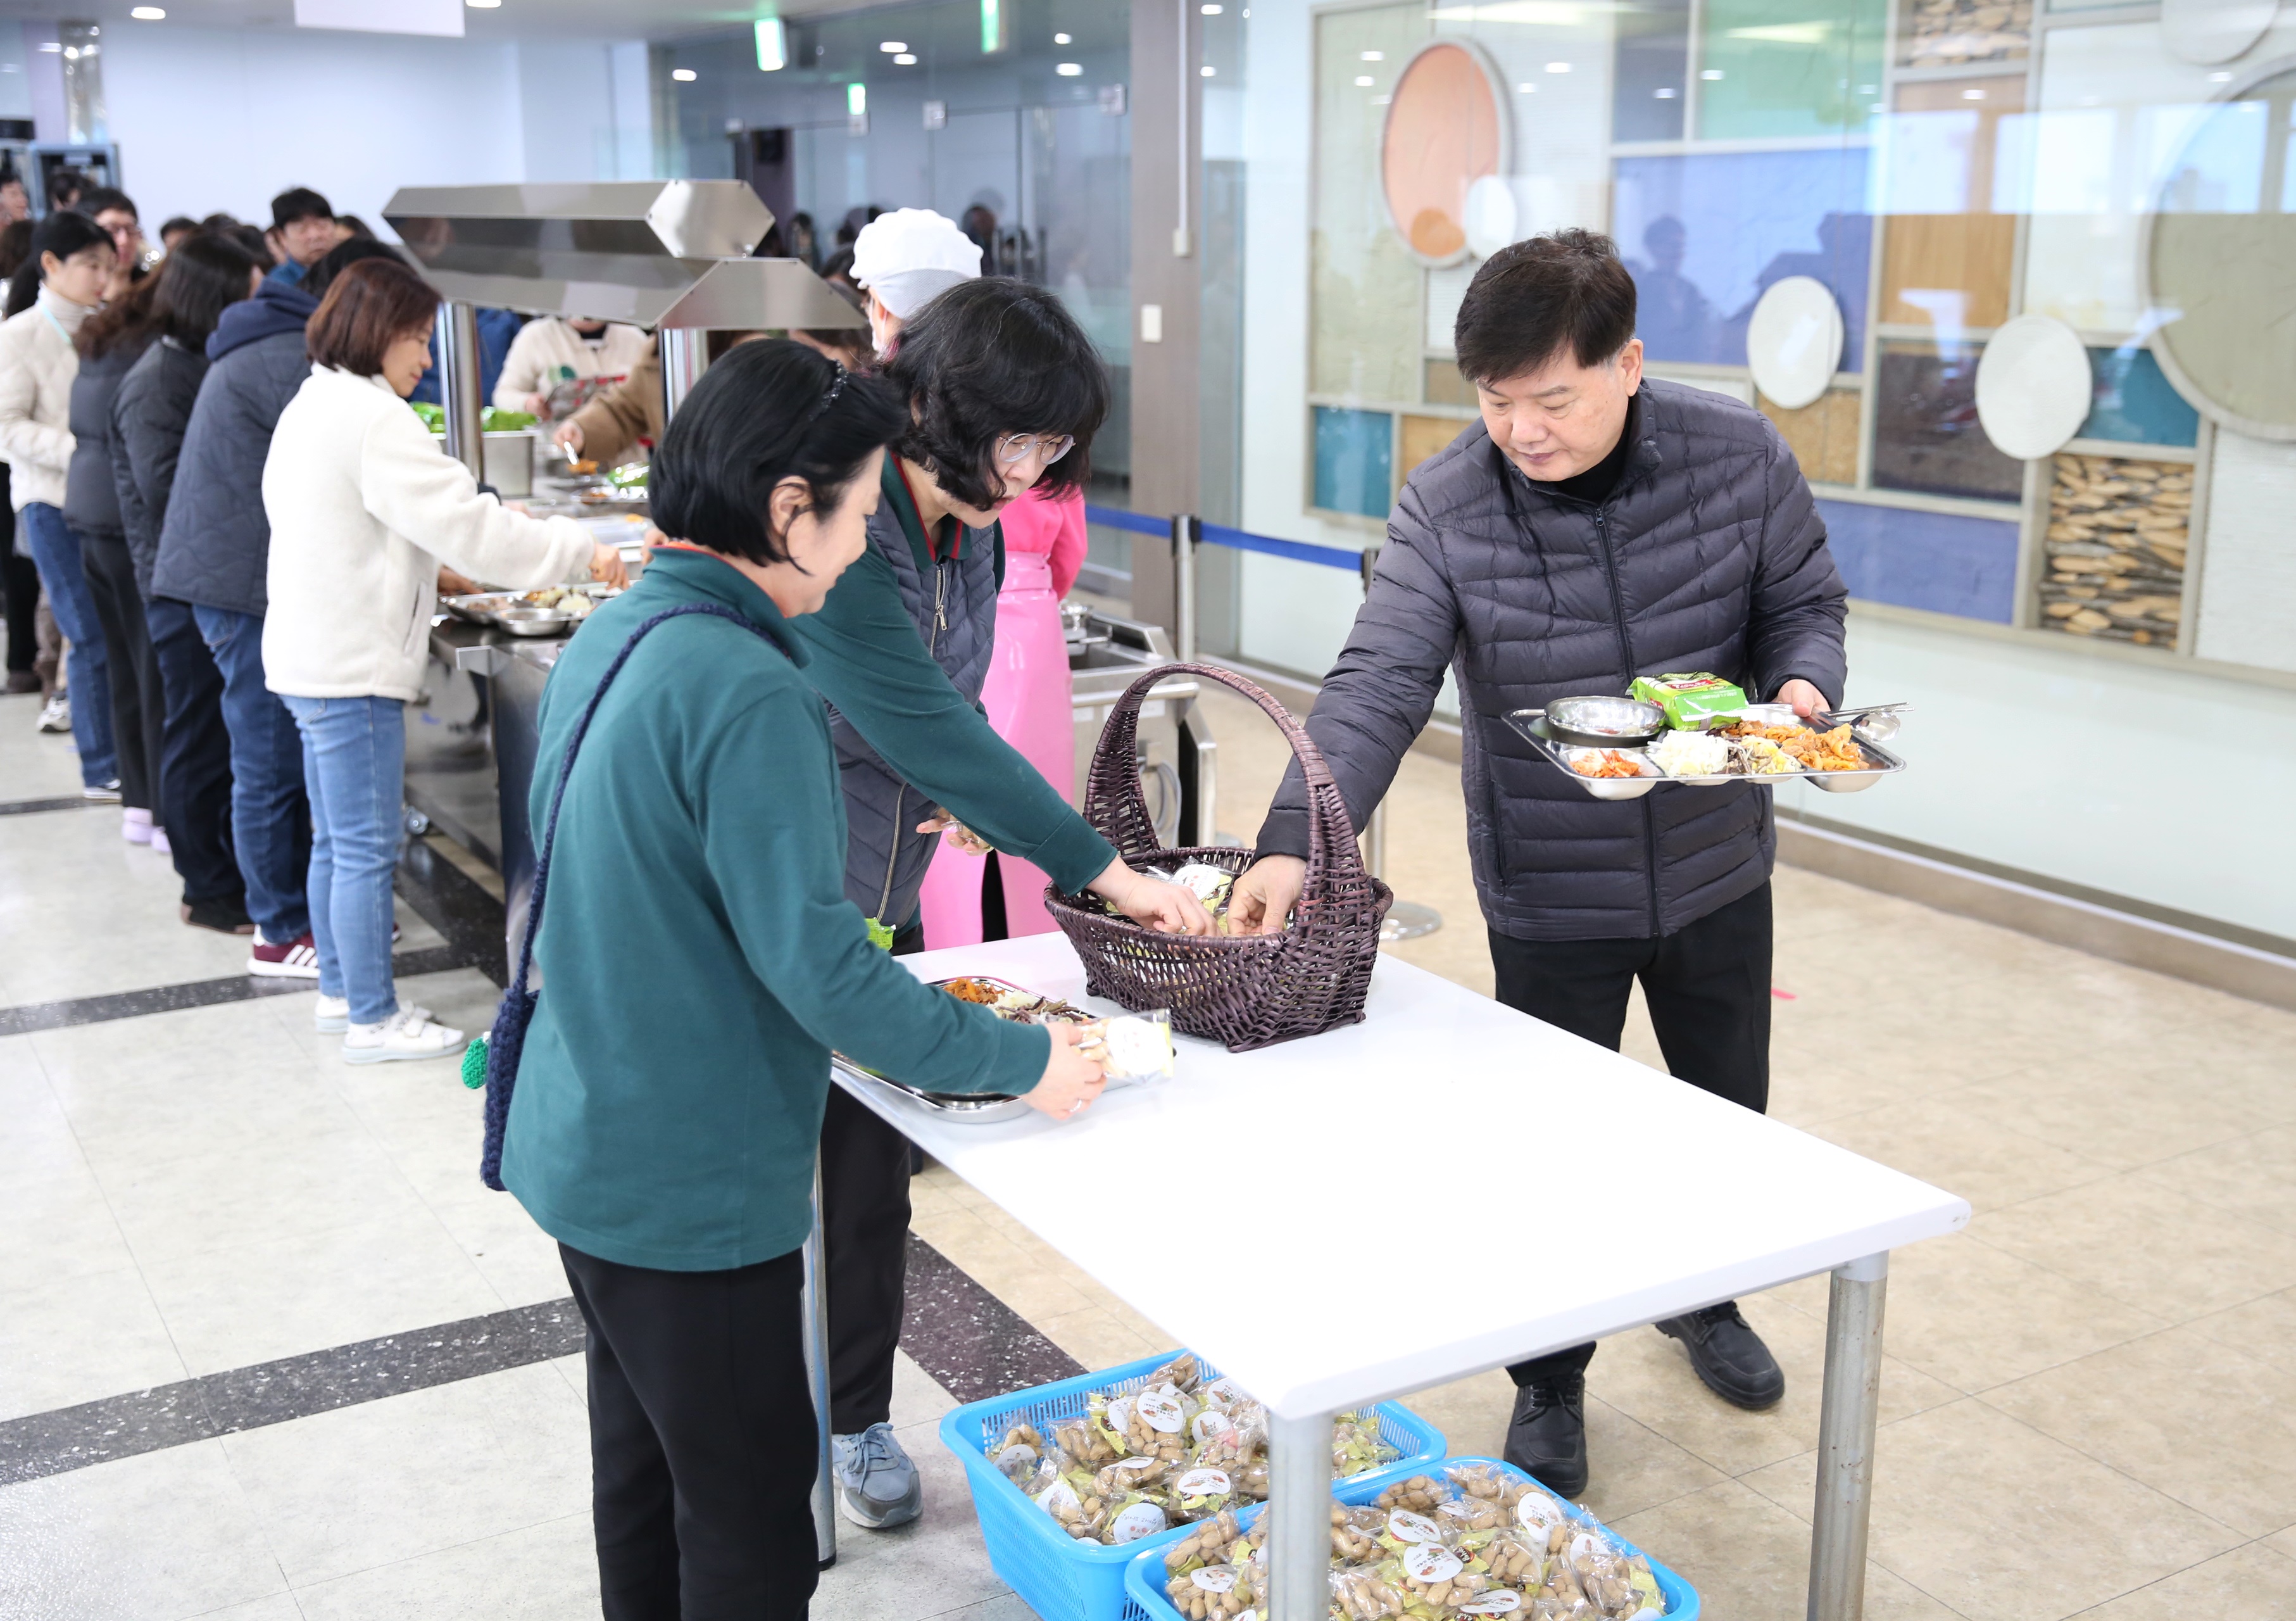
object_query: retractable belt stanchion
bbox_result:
[803,1157,837,1568]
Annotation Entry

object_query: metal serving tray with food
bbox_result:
[1507,681,1909,802]
[830,976,1175,1125]
[441,583,621,634]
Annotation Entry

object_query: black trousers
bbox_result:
[146,597,242,906]
[79,531,164,815]
[560,1242,821,1621]
[816,920,924,1435]
[1494,881,1773,1385]
[2,548,37,678]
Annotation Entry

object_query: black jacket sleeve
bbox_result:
[1255,481,1464,861]
[1744,433,1848,707]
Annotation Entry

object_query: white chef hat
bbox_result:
[850,208,983,319]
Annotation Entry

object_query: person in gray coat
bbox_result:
[1229,230,1849,1497]
[150,236,405,976]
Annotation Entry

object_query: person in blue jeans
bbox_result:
[261,256,621,1061]
[0,211,122,796]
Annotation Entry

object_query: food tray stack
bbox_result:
[939,1349,1445,1621]
[1117,1456,1702,1621]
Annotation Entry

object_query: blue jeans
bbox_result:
[20,502,117,786]
[280,694,404,1025]
[196,605,311,942]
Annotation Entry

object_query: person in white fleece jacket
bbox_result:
[263,256,625,1064]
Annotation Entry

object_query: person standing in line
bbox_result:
[263,188,337,289]
[499,337,1112,1621]
[116,230,268,933]
[0,217,40,698]
[1227,231,1848,1497]
[0,210,119,797]
[66,268,169,852]
[155,236,407,978]
[491,314,649,420]
[80,188,149,289]
[261,257,625,1063]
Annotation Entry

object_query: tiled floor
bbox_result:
[4,679,2293,1620]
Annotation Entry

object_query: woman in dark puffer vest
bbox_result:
[115,230,268,931]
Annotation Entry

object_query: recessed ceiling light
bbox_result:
[880,41,907,53]
[1354,74,1373,85]
[1200,64,1215,76]
[1054,32,1072,43]
[1361,50,1383,60]
[1701,68,1724,79]
[1962,87,1983,99]
[1055,61,1082,75]
[672,67,696,81]
[894,53,917,65]
[1545,61,1570,72]
[465,0,499,8]
[1201,3,1222,12]
[1516,82,1536,92]
[130,4,166,16]
[1653,86,1676,98]
[2207,69,2232,81]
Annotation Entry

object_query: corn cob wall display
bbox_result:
[2038,454,2190,648]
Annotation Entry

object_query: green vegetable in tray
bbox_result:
[410,401,446,432]
[606,462,649,489]
[481,407,537,432]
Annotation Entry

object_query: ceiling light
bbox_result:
[1056,61,1082,75]
[1962,87,1983,99]
[1054,32,1071,43]
[1200,64,1215,76]
[880,40,906,52]
[1701,68,1724,79]
[465,0,499,8]
[755,18,786,70]
[1361,50,1383,60]
[1355,75,1374,86]
[1516,81,1536,92]
[130,4,166,16]
[1202,3,1222,11]
[672,67,696,81]
[1653,86,1676,98]
[894,53,917,65]
[37,41,59,51]
[2207,70,2231,81]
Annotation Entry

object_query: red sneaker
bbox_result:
[248,930,321,979]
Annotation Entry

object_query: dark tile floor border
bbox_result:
[0,1235,1084,1486]
[394,835,509,988]
[0,946,470,1037]
[0,795,97,816]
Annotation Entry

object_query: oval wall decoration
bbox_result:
[1381,40,1511,267]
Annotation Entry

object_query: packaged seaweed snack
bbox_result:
[1629,672,1747,730]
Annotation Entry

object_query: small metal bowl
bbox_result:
[494,607,573,637]
[1543,695,1666,747]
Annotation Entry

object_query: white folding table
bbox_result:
[816,932,1968,1620]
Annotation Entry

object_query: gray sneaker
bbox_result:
[831,1423,922,1529]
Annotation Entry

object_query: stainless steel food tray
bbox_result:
[442,584,618,632]
[829,976,1090,1125]
[1505,706,1907,798]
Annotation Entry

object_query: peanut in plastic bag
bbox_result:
[1167,1561,1256,1621]
[1094,1454,1176,1499]
[1375,1474,1448,1515]
[1331,1567,1408,1620]
[1447,1461,1529,1510]
[1475,1527,1548,1589]
[1332,1408,1400,1478]
[1164,1508,1245,1577]
[1330,1503,1387,1565]
[1396,1539,1491,1610]
[1103,1490,1171,1545]
[1170,1464,1239,1521]
[1436,1492,1510,1533]
[1145,1353,1204,1394]
[988,1422,1043,1484]
[1122,1382,1200,1462]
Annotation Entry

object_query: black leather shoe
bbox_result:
[1503,1373,1589,1499]
[1656,1302,1785,1410]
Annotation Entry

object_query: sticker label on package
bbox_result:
[1515,1493,1563,1530]
[1192,1410,1236,1446]
[1190,1568,1238,1594]
[1439,1499,1487,1521]
[1110,1501,1168,1543]
[1402,1543,1464,1584]
[1460,1595,1522,1616]
[1570,1532,1602,1564]
[1103,1397,1133,1433]
[994,1444,1036,1473]
[1137,1389,1186,1434]
[1387,1510,1443,1544]
[1177,1469,1231,1498]
[1113,1456,1158,1473]
[1036,1479,1081,1518]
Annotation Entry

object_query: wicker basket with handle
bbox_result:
[1043,662,1391,1051]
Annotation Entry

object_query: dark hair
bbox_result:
[79,270,163,360]
[199,211,241,232]
[336,214,375,240]
[78,186,136,222]
[650,337,902,568]
[819,246,856,291]
[152,232,265,347]
[884,278,1107,508]
[46,168,89,208]
[0,219,32,281]
[1453,229,1638,385]
[224,224,270,263]
[158,215,199,241]
[270,187,332,230]
[7,209,113,319]
[304,237,406,299]
[306,256,437,377]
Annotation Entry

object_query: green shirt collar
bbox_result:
[636,546,811,667]
[881,456,1003,572]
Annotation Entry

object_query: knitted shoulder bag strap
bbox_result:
[471,600,786,1191]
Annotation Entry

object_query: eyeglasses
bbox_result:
[994,432,1074,466]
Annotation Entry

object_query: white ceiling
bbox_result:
[0,0,901,45]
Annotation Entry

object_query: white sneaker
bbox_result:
[313,993,349,1033]
[342,1006,467,1065]
[39,693,70,733]
[123,807,153,844]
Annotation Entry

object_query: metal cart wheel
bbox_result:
[403,807,431,836]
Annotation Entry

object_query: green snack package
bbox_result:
[1630,671,1748,729]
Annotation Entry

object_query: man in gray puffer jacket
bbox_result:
[1231,230,1848,1496]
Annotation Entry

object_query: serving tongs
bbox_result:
[1814,702,1911,741]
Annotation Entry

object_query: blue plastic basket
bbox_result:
[939,1351,1445,1621]
[1119,1455,1702,1621]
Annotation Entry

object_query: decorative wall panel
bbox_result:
[2037,453,2188,647]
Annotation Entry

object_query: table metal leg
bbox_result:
[1265,1410,1332,1621]
[1807,1251,1888,1621]
[803,1156,837,1570]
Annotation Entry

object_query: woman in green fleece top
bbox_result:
[499,339,1109,1619]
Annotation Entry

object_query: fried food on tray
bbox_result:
[941,976,1004,1004]
[1569,749,1645,779]
[1716,720,1867,771]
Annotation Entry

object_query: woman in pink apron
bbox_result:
[917,483,1086,946]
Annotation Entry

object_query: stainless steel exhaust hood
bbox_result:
[656,258,867,331]
[382,180,779,326]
